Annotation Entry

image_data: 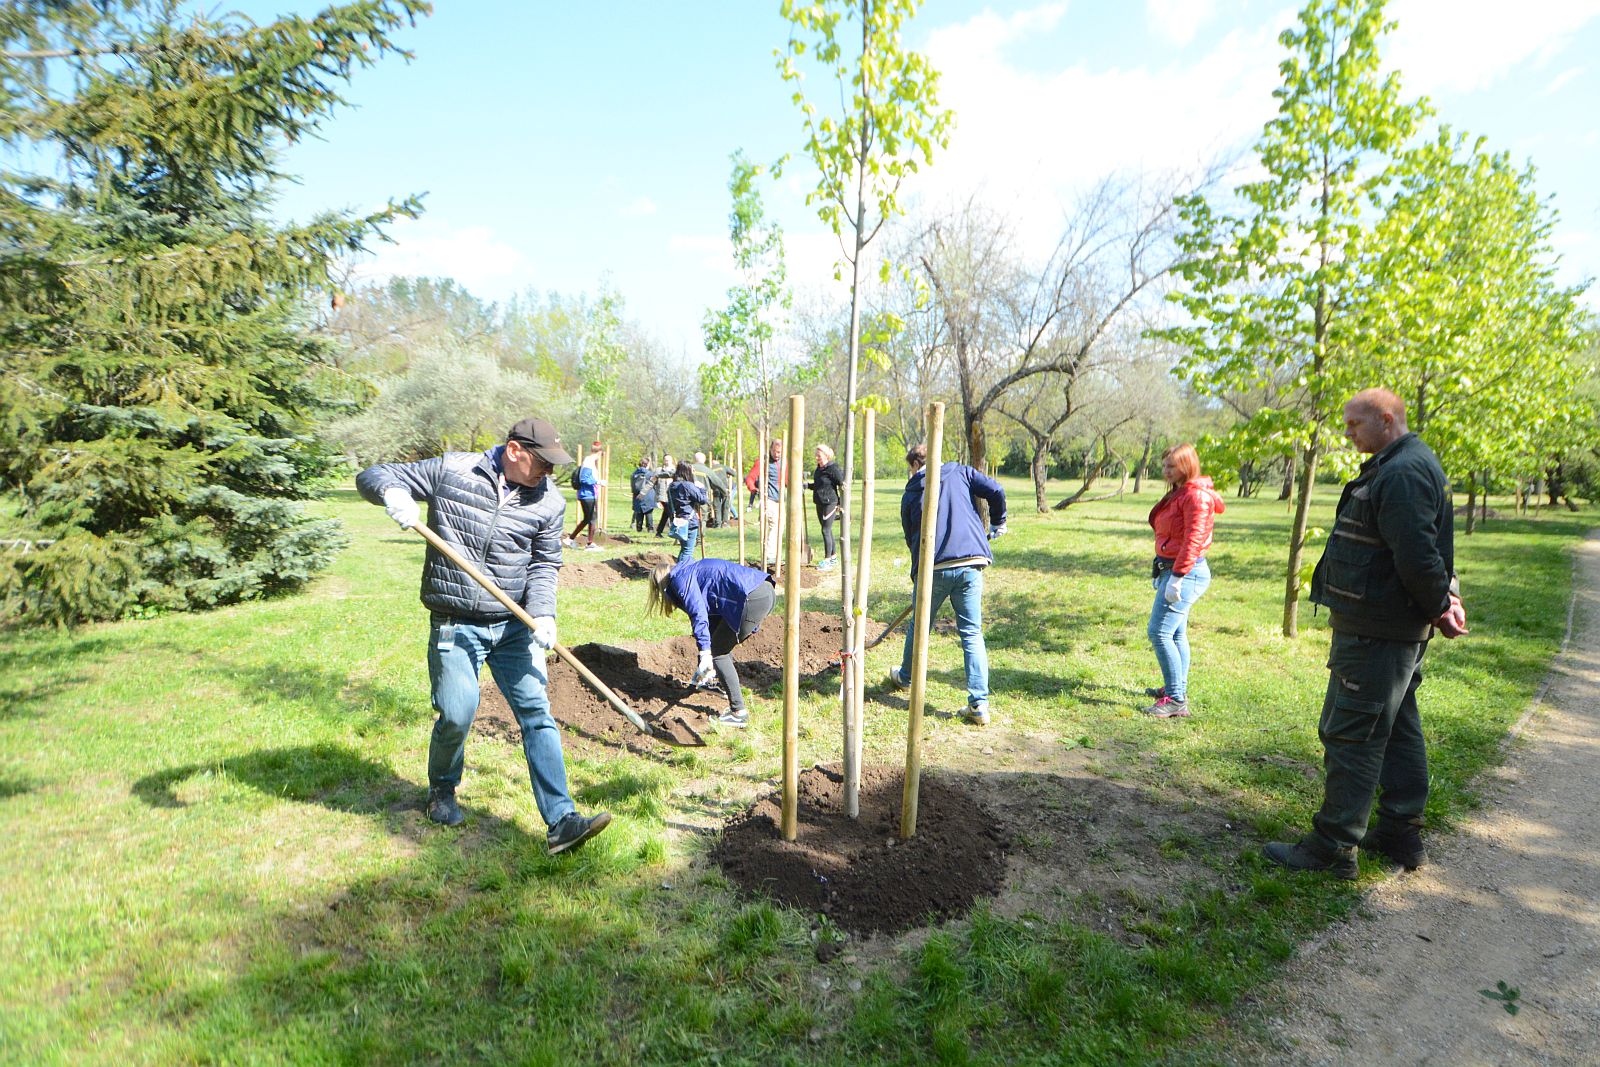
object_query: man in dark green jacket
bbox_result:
[1266,389,1468,879]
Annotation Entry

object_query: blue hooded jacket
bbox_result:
[901,462,1007,579]
[666,558,773,650]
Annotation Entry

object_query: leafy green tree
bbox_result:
[1363,129,1592,504]
[0,1,427,625]
[1161,0,1427,636]
[779,0,953,811]
[701,150,791,457]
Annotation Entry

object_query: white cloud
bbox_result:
[1541,65,1585,95]
[916,7,1291,254]
[1146,0,1217,47]
[1386,0,1600,95]
[351,217,530,299]
[619,196,658,218]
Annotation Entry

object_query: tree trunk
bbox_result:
[1281,441,1320,638]
[1279,453,1294,501]
[1480,471,1489,524]
[1464,476,1477,535]
[1133,434,1152,494]
[1031,435,1050,513]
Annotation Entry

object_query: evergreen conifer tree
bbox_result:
[1,1,428,625]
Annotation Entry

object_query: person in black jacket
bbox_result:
[1265,389,1467,879]
[630,458,657,533]
[810,443,845,570]
[356,417,611,855]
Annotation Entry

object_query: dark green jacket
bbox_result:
[1310,432,1456,642]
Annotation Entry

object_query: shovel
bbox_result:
[865,602,913,649]
[407,523,705,747]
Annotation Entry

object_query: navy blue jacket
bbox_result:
[901,462,1007,579]
[667,479,708,525]
[666,558,773,650]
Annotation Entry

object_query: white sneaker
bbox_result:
[963,701,991,726]
[887,666,910,689]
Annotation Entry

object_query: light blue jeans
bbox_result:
[670,520,699,565]
[900,565,990,707]
[427,615,574,829]
[1147,558,1211,702]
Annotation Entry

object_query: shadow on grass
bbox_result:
[130,743,516,838]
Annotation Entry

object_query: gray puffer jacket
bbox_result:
[356,448,564,620]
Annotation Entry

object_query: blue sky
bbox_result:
[262,1,1600,355]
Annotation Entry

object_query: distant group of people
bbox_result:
[360,385,1465,883]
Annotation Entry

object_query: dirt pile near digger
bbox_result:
[478,610,853,754]
[560,551,677,588]
[712,763,1012,937]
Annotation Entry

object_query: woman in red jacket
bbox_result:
[1144,443,1225,718]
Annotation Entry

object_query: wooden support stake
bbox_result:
[782,395,805,841]
[846,408,875,819]
[758,429,769,570]
[737,428,746,566]
[901,401,944,839]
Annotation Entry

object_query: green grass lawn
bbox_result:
[0,475,1586,1065]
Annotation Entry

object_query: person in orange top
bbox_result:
[1144,443,1225,717]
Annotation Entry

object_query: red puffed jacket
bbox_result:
[1148,477,1226,576]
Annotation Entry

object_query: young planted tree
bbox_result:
[702,150,791,466]
[0,1,427,625]
[778,0,953,815]
[1161,0,1427,636]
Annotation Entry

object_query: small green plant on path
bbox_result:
[0,480,1585,1064]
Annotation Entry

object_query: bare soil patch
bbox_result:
[478,610,853,755]
[711,763,1011,937]
[560,551,677,588]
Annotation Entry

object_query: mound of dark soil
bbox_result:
[478,610,856,754]
[560,551,677,588]
[712,763,1011,936]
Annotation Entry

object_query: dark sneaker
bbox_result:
[1144,686,1167,699]
[1143,696,1190,718]
[1263,837,1358,880]
[716,708,749,729]
[547,811,612,855]
[427,786,464,827]
[1360,820,1427,869]
[887,666,910,689]
[962,701,990,726]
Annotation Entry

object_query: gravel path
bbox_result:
[1254,531,1600,1065]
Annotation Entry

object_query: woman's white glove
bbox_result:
[382,487,420,528]
[693,650,715,686]
[1163,576,1184,606]
[529,616,558,650]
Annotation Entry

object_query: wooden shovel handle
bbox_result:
[407,523,653,737]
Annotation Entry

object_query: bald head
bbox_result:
[1343,388,1409,454]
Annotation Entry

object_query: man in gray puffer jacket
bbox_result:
[357,417,611,855]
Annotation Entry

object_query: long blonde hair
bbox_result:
[644,562,676,617]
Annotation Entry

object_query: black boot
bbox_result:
[427,785,464,827]
[1264,835,1358,880]
[1360,819,1427,869]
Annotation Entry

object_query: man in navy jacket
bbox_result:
[888,444,1008,725]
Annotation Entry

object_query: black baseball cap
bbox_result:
[506,418,575,465]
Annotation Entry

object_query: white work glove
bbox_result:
[693,650,715,686]
[1163,576,1184,606]
[382,487,420,529]
[529,616,557,650]
[989,523,1007,540]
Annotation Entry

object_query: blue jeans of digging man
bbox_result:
[900,565,990,708]
[427,614,575,829]
[1147,558,1211,703]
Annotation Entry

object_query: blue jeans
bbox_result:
[670,520,699,565]
[427,615,575,829]
[900,565,990,707]
[1147,558,1211,702]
